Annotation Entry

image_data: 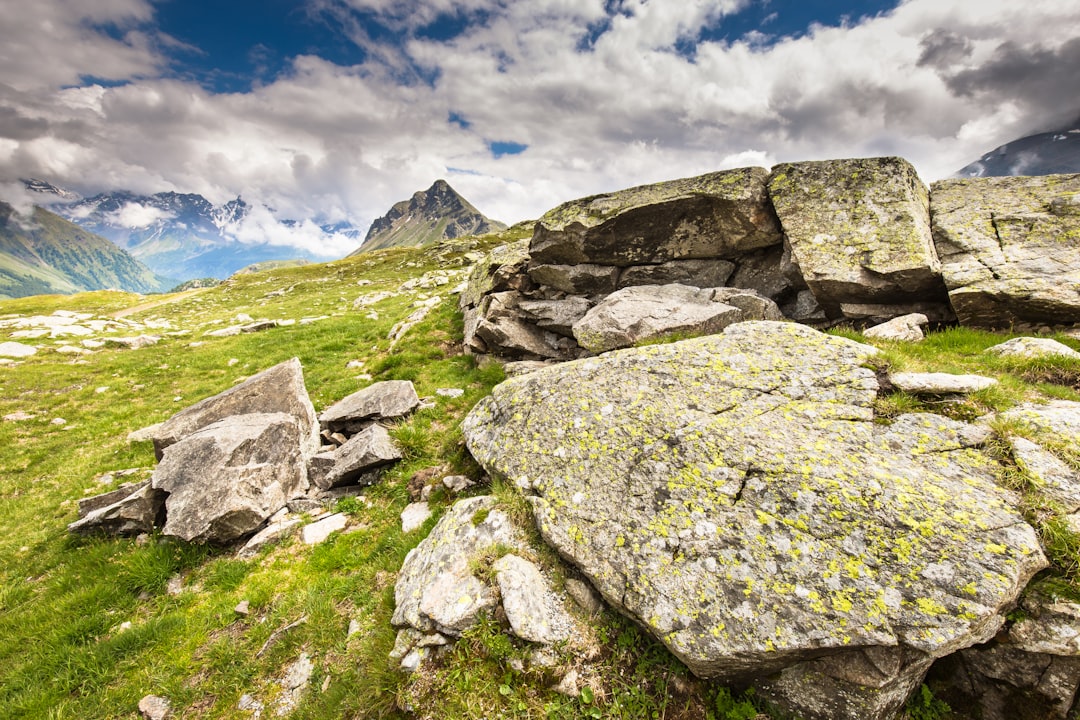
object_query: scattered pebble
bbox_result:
[235,600,251,616]
[138,694,171,720]
[50,418,67,426]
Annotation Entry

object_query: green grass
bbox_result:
[2,233,1080,719]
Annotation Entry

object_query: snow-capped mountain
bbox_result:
[24,181,360,282]
[955,121,1080,177]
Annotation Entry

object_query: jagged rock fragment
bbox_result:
[318,380,420,434]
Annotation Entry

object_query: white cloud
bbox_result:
[222,203,358,258]
[0,0,1078,259]
[107,202,174,228]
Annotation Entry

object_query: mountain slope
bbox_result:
[0,203,173,299]
[955,120,1080,177]
[354,179,506,254]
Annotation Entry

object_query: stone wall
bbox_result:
[461,158,1080,361]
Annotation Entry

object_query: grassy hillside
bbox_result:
[0,203,173,298]
[1,226,1079,719]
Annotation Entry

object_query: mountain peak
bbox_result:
[356,180,507,254]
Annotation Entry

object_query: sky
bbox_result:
[0,0,1078,258]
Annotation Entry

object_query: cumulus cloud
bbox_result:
[1,0,1079,258]
[221,203,358,258]
[107,202,175,228]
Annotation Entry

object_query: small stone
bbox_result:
[565,578,604,615]
[135,533,150,546]
[228,358,240,366]
[986,337,1080,360]
[553,669,580,697]
[138,694,170,720]
[401,502,432,533]
[435,388,465,398]
[345,360,364,369]
[238,693,263,713]
[863,313,929,343]
[0,341,37,358]
[400,648,426,673]
[301,513,347,545]
[50,418,67,426]
[889,372,997,395]
[347,619,361,637]
[442,475,476,493]
[3,411,34,422]
[95,386,110,393]
[166,576,184,596]
[119,621,133,631]
[235,600,251,616]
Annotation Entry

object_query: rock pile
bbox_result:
[460,160,1080,361]
[69,359,417,546]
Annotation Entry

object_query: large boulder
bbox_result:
[932,174,1080,328]
[152,412,308,543]
[571,284,782,353]
[318,380,420,435]
[530,167,783,267]
[151,358,319,460]
[464,321,1045,718]
[768,157,948,319]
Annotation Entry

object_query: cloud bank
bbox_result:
[0,0,1078,257]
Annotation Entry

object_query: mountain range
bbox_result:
[354,179,506,254]
[0,202,171,299]
[954,120,1080,177]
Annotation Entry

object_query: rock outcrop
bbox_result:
[464,321,1046,719]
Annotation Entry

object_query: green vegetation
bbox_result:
[2,229,1080,719]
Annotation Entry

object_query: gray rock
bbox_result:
[475,314,563,359]
[618,258,736,290]
[464,321,1044,694]
[76,480,151,518]
[571,284,781,353]
[1000,401,1080,445]
[0,341,36,357]
[839,302,955,326]
[152,412,307,544]
[459,239,533,310]
[392,496,522,637]
[401,502,432,533]
[527,264,620,296]
[301,513,347,545]
[237,517,302,559]
[127,423,162,443]
[67,482,165,537]
[863,313,929,342]
[531,167,782,266]
[768,157,946,314]
[319,424,402,489]
[492,554,574,645]
[319,380,420,435]
[932,174,1080,327]
[306,451,337,489]
[986,337,1080,360]
[728,245,804,303]
[517,297,592,337]
[442,475,476,493]
[138,694,170,720]
[152,358,319,461]
[565,578,604,615]
[888,371,997,394]
[104,335,161,349]
[1010,436,1080,512]
[234,600,250,616]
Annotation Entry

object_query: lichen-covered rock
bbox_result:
[318,380,420,435]
[152,412,307,543]
[931,174,1080,327]
[1000,400,1080,445]
[531,167,782,266]
[888,372,997,395]
[392,496,523,636]
[517,297,592,337]
[152,358,319,460]
[464,322,1045,700]
[1009,437,1080,512]
[492,554,574,645]
[768,157,947,317]
[527,264,620,296]
[458,239,532,310]
[571,284,782,353]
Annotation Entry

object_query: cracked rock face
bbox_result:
[464,321,1045,709]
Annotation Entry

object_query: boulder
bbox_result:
[517,298,592,337]
[492,554,574,645]
[318,380,420,435]
[617,259,736,290]
[768,157,947,317]
[318,424,402,489]
[531,167,782,267]
[986,337,1080,361]
[571,284,782,353]
[76,479,151,518]
[527,264,620,296]
[392,496,522,637]
[459,239,533,310]
[152,412,307,544]
[464,321,1044,715]
[932,174,1080,327]
[863,313,929,342]
[151,358,319,461]
[888,372,997,395]
[67,482,166,537]
[474,314,565,359]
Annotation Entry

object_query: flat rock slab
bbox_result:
[768,157,944,314]
[530,167,782,266]
[986,337,1080,360]
[889,372,998,395]
[1009,437,1080,513]
[465,321,1044,689]
[301,513,347,545]
[932,173,1080,327]
[318,380,419,434]
[152,412,307,544]
[401,502,432,533]
[0,341,37,357]
[151,358,319,460]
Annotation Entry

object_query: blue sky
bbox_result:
[1,0,1078,256]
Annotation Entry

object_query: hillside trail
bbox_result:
[111,288,206,319]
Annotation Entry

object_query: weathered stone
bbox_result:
[528,264,620,295]
[442,475,476,493]
[933,174,1080,327]
[769,157,945,314]
[306,451,337,489]
[571,284,781,353]
[474,315,563,359]
[888,372,997,395]
[839,302,954,325]
[392,496,522,637]
[863,313,929,342]
[517,298,592,337]
[0,341,36,357]
[104,335,161,349]
[318,380,420,435]
[138,694,170,720]
[401,502,432,533]
[459,239,532,310]
[1000,401,1080,445]
[1010,436,1080,512]
[67,482,165,537]
[565,578,604,615]
[618,259,736,289]
[782,290,829,324]
[319,424,402,489]
[728,245,804,303]
[531,167,782,266]
[986,337,1080,361]
[152,358,319,461]
[237,517,302,559]
[492,554,574,645]
[464,321,1045,689]
[301,513,347,545]
[152,412,307,544]
[76,480,151,518]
